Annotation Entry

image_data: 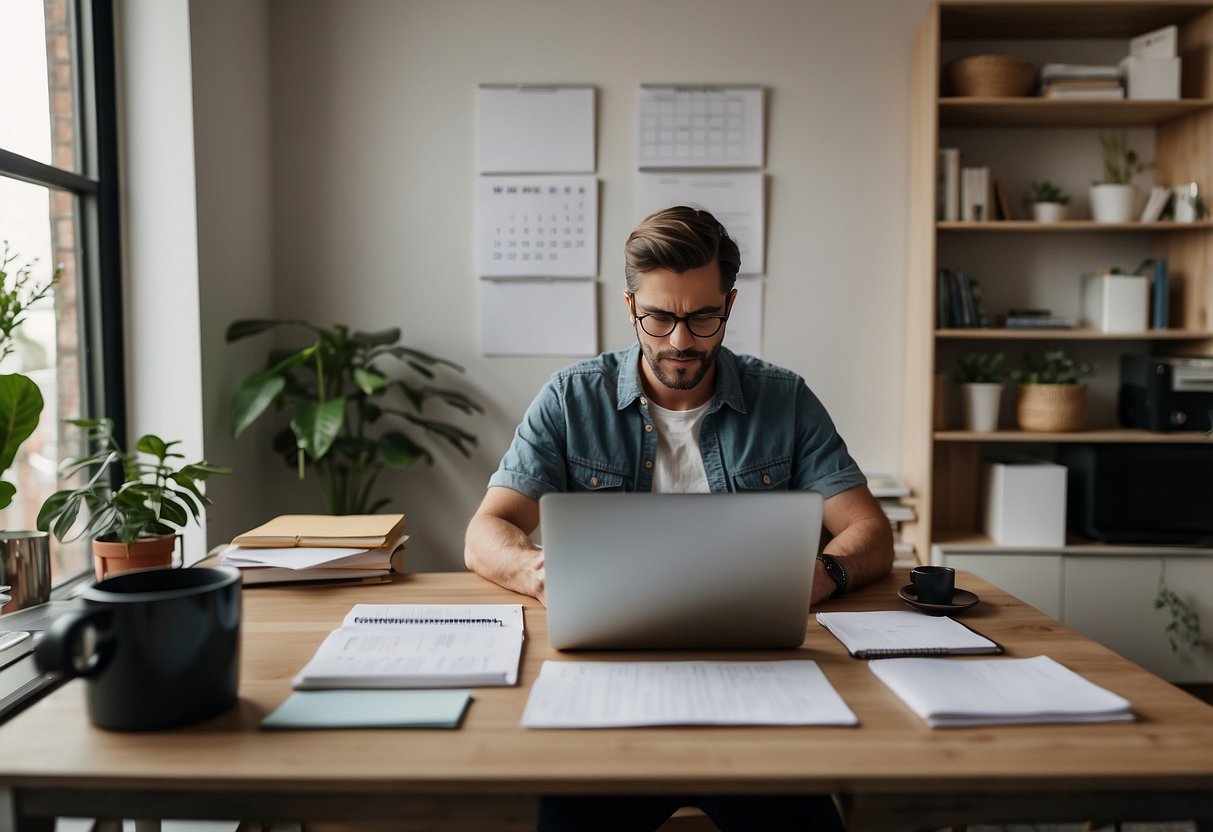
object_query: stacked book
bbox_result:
[221,514,409,585]
[1038,63,1124,99]
[1003,308,1076,330]
[867,473,917,562]
[937,267,989,329]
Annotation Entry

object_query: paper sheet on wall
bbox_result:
[635,171,765,274]
[724,276,763,358]
[477,176,598,278]
[478,85,595,174]
[480,279,597,356]
[636,85,764,169]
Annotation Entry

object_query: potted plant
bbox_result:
[954,351,1006,432]
[1090,132,1147,223]
[227,319,482,515]
[1024,180,1070,223]
[1010,348,1096,432]
[37,418,230,580]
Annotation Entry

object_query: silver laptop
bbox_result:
[540,491,823,650]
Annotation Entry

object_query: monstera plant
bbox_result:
[227,319,483,515]
[0,243,58,512]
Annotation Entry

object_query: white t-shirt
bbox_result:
[648,399,712,493]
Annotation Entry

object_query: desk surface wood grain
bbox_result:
[0,569,1210,798]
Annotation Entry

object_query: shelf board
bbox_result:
[938,98,1213,127]
[937,220,1213,232]
[936,327,1213,340]
[934,428,1213,443]
[940,4,1213,41]
[933,530,1213,557]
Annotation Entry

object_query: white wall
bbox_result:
[253,0,927,570]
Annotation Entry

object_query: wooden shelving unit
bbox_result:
[903,0,1213,564]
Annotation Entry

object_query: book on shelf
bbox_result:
[1004,315,1077,330]
[866,473,911,499]
[868,655,1134,728]
[937,268,988,329]
[878,499,915,524]
[961,167,990,222]
[817,611,1001,659]
[992,179,1013,220]
[937,148,960,222]
[293,603,526,690]
[232,513,407,549]
[1135,257,1170,329]
[1139,186,1171,222]
[1038,63,1121,84]
[1041,79,1124,99]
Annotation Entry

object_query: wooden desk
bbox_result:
[0,569,1209,832]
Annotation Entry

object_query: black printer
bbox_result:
[1118,354,1213,432]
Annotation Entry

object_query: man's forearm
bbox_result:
[465,513,546,601]
[817,516,895,602]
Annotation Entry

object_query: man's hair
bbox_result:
[624,206,741,294]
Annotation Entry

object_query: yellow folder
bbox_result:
[232,514,407,549]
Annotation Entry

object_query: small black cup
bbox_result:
[36,566,241,731]
[910,565,955,605]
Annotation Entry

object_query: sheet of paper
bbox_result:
[479,85,595,174]
[723,275,763,358]
[869,655,1134,728]
[635,172,765,274]
[636,85,763,169]
[479,279,597,356]
[521,660,857,728]
[477,176,598,278]
[816,611,999,658]
[220,543,404,570]
[261,689,472,729]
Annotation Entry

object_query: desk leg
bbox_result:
[0,790,51,832]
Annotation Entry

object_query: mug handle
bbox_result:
[34,609,115,679]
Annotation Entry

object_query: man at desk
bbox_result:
[465,206,893,832]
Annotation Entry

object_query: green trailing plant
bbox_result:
[1154,563,1202,654]
[227,319,483,515]
[36,418,230,546]
[0,242,59,513]
[1010,348,1096,385]
[955,351,1007,384]
[1025,180,1070,205]
[1096,132,1147,185]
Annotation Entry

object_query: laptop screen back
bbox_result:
[540,491,822,650]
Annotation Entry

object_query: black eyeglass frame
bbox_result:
[627,292,732,339]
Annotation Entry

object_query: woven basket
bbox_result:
[948,55,1035,97]
[1016,383,1087,432]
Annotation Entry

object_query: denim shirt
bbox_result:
[489,344,867,501]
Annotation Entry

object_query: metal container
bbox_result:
[0,531,51,612]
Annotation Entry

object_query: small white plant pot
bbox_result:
[1089,184,1136,223]
[1032,202,1067,223]
[961,383,1003,432]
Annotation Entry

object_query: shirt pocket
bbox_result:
[568,457,627,491]
[732,457,792,491]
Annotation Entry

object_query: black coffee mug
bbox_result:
[36,566,241,731]
[910,565,955,605]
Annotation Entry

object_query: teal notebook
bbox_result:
[261,689,472,729]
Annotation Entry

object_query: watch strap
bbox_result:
[816,553,848,599]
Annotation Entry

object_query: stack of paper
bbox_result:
[293,604,525,690]
[222,514,408,585]
[869,655,1134,728]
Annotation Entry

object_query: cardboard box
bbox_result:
[1082,273,1149,333]
[983,460,1067,547]
[1120,56,1181,100]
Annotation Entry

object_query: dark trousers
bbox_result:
[538,794,846,832]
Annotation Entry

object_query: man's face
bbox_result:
[627,260,735,396]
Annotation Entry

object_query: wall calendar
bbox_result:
[476,175,598,278]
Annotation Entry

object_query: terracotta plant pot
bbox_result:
[1016,383,1087,432]
[92,534,178,581]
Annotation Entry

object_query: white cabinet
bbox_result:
[935,550,1062,620]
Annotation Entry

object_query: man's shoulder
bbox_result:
[725,349,805,386]
[551,346,632,384]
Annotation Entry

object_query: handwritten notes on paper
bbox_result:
[521,660,858,728]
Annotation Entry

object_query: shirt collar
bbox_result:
[616,343,747,415]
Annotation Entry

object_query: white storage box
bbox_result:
[1082,273,1149,333]
[983,460,1067,547]
[1120,56,1181,100]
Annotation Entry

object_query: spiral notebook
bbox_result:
[816,611,1000,658]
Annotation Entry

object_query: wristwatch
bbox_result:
[816,553,848,599]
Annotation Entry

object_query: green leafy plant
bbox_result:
[1154,564,1202,654]
[1025,180,1070,205]
[36,418,230,546]
[227,319,483,515]
[0,242,59,512]
[1010,348,1096,385]
[955,351,1007,384]
[1096,132,1147,185]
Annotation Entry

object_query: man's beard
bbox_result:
[639,341,719,391]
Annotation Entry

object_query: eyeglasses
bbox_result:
[628,293,730,338]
